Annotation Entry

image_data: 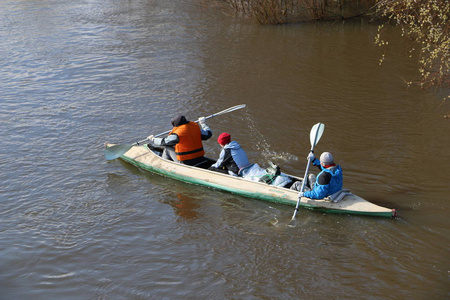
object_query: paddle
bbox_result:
[104,104,246,160]
[291,122,325,220]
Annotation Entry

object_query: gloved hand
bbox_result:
[298,192,304,198]
[307,152,315,161]
[198,117,206,124]
[147,135,155,142]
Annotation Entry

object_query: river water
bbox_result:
[1,0,449,299]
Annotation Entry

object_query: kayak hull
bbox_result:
[106,143,396,218]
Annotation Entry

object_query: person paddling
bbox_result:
[291,152,343,199]
[148,115,212,166]
[209,132,250,176]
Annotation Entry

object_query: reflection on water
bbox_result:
[169,193,201,220]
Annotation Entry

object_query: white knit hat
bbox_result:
[320,152,334,164]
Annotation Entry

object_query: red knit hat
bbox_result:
[217,132,231,145]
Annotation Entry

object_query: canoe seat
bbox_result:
[193,157,215,169]
[147,144,164,156]
[325,189,352,203]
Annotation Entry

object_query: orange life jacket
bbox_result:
[170,121,204,161]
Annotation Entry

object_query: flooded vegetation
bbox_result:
[223,0,449,106]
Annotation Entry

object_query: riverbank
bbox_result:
[223,0,377,24]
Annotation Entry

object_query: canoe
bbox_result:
[105,143,397,218]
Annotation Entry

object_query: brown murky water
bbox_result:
[1,0,448,299]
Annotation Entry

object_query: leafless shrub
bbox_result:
[374,0,449,90]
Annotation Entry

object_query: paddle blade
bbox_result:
[309,123,325,149]
[288,215,300,227]
[104,144,133,160]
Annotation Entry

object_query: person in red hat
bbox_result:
[209,132,250,176]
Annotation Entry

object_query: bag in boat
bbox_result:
[258,161,280,184]
[239,162,292,187]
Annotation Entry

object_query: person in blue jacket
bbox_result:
[209,132,250,176]
[293,152,343,199]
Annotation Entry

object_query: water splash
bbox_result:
[244,112,298,166]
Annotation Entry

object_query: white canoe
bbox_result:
[106,143,397,218]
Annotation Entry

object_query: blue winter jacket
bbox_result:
[304,158,343,199]
[211,141,250,176]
